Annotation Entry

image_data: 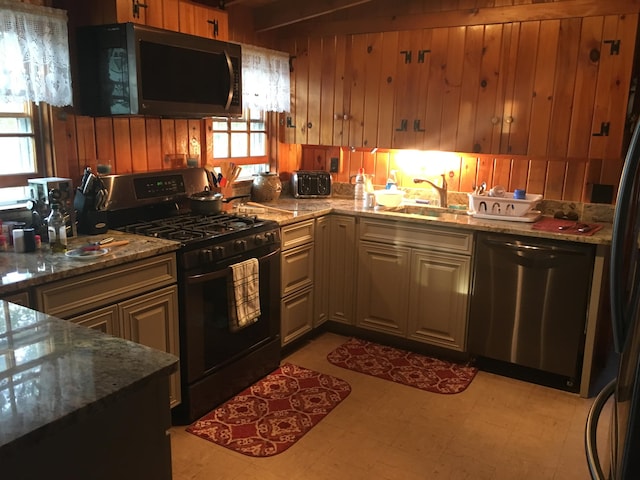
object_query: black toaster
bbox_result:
[291,171,332,198]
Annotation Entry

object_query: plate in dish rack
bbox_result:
[65,247,109,259]
[468,210,542,222]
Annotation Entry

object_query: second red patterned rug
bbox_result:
[186,363,351,457]
[327,337,477,394]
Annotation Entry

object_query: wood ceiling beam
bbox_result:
[277,0,640,37]
[253,0,373,32]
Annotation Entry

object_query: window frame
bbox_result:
[210,109,269,166]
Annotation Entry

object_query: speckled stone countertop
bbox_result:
[0,232,180,296]
[238,196,613,246]
[0,300,178,454]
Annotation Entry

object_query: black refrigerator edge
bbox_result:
[585,120,640,479]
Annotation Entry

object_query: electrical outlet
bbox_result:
[330,157,339,173]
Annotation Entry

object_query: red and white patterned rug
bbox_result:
[186,363,351,457]
[327,337,478,394]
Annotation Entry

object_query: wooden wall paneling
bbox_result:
[601,157,624,186]
[544,160,568,199]
[361,149,376,183]
[424,27,448,150]
[50,110,73,179]
[74,116,97,172]
[413,29,431,150]
[129,117,148,172]
[391,30,417,149]
[473,24,502,154]
[584,157,604,202]
[509,157,529,191]
[112,118,133,173]
[174,119,189,159]
[547,17,582,157]
[281,38,298,144]
[145,118,164,171]
[307,36,323,146]
[277,142,302,174]
[459,154,478,193]
[490,23,513,153]
[498,22,520,154]
[348,150,364,182]
[527,19,560,157]
[94,117,115,170]
[603,14,638,160]
[161,119,177,168]
[374,150,389,187]
[377,31,399,148]
[187,119,202,164]
[493,156,512,187]
[456,25,483,154]
[348,34,368,147]
[333,36,349,146]
[320,36,337,146]
[294,38,310,145]
[440,26,466,151]
[507,21,540,155]
[567,16,604,158]
[526,157,548,194]
[162,0,180,31]
[362,32,384,148]
[267,113,279,172]
[475,154,494,189]
[564,160,588,200]
[300,145,316,170]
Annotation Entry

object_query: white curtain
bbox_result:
[0,0,72,106]
[241,44,290,113]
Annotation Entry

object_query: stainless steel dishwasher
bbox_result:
[468,232,596,391]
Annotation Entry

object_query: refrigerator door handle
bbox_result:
[585,379,615,480]
[611,121,640,352]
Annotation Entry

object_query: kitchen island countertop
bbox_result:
[0,300,178,457]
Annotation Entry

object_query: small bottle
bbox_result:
[46,204,67,253]
[34,234,42,251]
[354,167,366,201]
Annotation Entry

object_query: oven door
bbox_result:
[181,247,280,384]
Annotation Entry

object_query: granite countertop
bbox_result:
[0,232,180,296]
[0,300,178,454]
[238,197,613,246]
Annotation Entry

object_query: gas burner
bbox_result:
[168,230,205,242]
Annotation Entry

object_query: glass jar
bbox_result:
[251,173,282,202]
[47,203,67,253]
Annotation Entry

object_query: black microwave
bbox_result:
[75,23,242,118]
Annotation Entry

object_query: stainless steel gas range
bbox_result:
[98,168,282,424]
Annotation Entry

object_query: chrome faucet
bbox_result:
[413,174,448,207]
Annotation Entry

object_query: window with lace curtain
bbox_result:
[0,0,71,203]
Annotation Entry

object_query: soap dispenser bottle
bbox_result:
[354,167,366,201]
[385,170,397,190]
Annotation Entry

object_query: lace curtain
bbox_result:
[241,44,290,113]
[0,0,72,106]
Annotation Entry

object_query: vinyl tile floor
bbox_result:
[170,332,611,480]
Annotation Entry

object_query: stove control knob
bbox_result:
[265,231,276,243]
[200,248,215,263]
[233,240,247,252]
[254,234,264,245]
[213,246,225,259]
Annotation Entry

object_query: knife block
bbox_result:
[74,190,108,234]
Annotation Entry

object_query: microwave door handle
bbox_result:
[224,50,234,111]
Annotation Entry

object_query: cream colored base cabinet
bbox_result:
[280,220,315,345]
[407,250,471,351]
[357,219,472,352]
[329,215,357,325]
[313,216,330,327]
[34,254,181,407]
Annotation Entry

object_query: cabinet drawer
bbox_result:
[359,219,473,254]
[1,290,31,308]
[281,285,314,345]
[281,220,315,250]
[34,254,177,318]
[281,243,314,297]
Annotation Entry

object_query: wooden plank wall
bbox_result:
[280,145,622,203]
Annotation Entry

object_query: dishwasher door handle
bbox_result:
[484,238,583,256]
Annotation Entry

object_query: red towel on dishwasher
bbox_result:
[531,217,603,236]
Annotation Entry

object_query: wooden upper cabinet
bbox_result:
[63,0,179,30]
[178,1,229,40]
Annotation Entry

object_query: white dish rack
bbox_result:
[468,192,543,218]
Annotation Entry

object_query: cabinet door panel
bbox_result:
[424,27,449,151]
[407,250,470,351]
[70,305,120,336]
[356,242,410,336]
[440,26,465,152]
[320,36,337,146]
[348,33,368,147]
[281,244,314,297]
[314,217,330,327]
[377,31,399,149]
[329,215,356,324]
[307,36,323,146]
[281,286,314,345]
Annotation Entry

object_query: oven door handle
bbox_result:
[186,249,280,284]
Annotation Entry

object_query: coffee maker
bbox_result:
[28,177,77,239]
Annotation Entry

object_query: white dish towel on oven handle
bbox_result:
[228,258,261,332]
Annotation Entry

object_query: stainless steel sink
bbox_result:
[385,204,468,219]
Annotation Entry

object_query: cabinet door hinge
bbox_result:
[400,50,412,64]
[132,0,148,19]
[592,122,610,137]
[603,39,621,55]
[207,19,219,38]
[413,119,425,132]
[417,49,431,63]
[396,119,408,131]
[286,116,296,129]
